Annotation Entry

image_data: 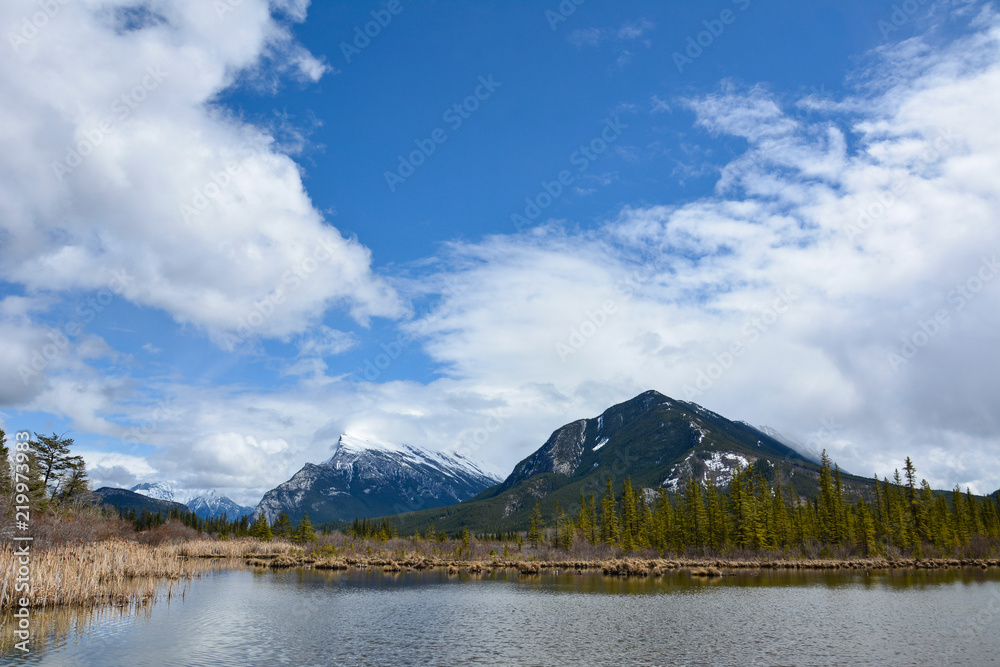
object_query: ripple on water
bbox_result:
[3,567,999,666]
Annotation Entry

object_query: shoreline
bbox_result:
[244,553,1000,576]
[4,538,998,611]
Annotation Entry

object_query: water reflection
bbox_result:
[4,566,998,666]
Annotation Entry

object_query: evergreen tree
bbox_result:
[249,513,274,541]
[576,491,591,541]
[586,492,599,545]
[620,477,638,552]
[600,477,620,547]
[29,433,76,492]
[705,476,726,551]
[817,450,836,543]
[273,511,292,538]
[528,502,543,548]
[54,457,89,505]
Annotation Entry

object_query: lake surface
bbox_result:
[3,566,999,666]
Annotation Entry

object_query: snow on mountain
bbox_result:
[130,481,183,504]
[255,433,503,524]
[186,490,255,520]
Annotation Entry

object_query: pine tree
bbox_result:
[857,498,877,555]
[249,513,274,541]
[528,502,543,548]
[273,511,292,539]
[620,477,638,552]
[951,485,968,545]
[54,457,89,505]
[817,450,836,543]
[27,432,82,509]
[587,492,599,545]
[652,489,673,552]
[600,477,620,547]
[576,491,591,541]
[770,482,789,549]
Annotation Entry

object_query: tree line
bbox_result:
[529,452,1000,557]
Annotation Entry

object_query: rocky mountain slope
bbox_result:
[254,434,502,524]
[385,390,858,534]
[186,491,255,520]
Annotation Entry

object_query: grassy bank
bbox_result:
[0,538,299,609]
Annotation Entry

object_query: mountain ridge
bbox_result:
[254,433,502,524]
[382,390,854,534]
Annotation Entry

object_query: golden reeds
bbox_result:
[0,539,212,609]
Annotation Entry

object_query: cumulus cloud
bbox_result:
[0,0,402,352]
[394,9,1000,492]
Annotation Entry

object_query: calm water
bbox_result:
[3,567,999,666]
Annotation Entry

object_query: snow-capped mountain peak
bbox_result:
[186,491,255,519]
[130,481,182,503]
[329,433,504,483]
[255,433,503,524]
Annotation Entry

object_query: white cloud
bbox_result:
[6,3,1000,502]
[389,10,1000,492]
[567,19,654,48]
[0,0,402,352]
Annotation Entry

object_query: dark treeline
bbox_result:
[115,505,252,536]
[526,452,1000,558]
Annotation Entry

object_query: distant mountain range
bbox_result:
[381,390,872,534]
[254,433,502,524]
[92,487,190,515]
[185,491,255,520]
[128,482,254,519]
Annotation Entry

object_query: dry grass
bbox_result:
[0,539,214,609]
[166,538,299,559]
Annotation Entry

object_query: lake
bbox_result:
[3,566,999,666]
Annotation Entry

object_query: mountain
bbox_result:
[186,491,255,520]
[385,390,866,534]
[130,481,183,503]
[749,424,821,464]
[254,434,503,524]
[93,487,191,515]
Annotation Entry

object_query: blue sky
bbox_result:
[2,0,1000,505]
